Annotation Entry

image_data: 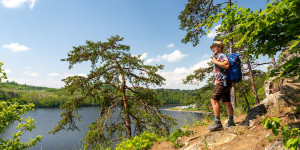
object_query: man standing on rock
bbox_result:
[207,41,236,131]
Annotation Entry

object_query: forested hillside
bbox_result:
[1,68,268,110]
[0,81,199,107]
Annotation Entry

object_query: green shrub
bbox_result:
[262,117,300,150]
[116,131,160,150]
[234,106,246,116]
[168,128,194,148]
[295,107,300,114]
[193,120,207,127]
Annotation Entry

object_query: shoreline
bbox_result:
[160,108,211,114]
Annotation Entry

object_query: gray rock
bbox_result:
[265,140,286,150]
[184,142,202,150]
[203,130,237,148]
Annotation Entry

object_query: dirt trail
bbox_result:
[151,107,299,150]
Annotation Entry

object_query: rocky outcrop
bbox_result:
[184,126,250,150]
[244,77,299,126]
[184,77,299,150]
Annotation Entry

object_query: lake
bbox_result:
[0,106,207,150]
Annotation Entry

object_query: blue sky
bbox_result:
[0,0,271,89]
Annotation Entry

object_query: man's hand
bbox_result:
[212,58,230,69]
[212,58,218,64]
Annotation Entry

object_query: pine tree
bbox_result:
[50,35,176,148]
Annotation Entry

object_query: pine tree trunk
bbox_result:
[229,35,237,108]
[121,73,131,139]
[272,55,277,69]
[246,55,260,104]
[228,0,237,108]
[238,82,250,110]
[230,86,237,108]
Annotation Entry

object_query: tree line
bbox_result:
[0,81,202,108]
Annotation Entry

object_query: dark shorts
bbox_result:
[211,82,232,102]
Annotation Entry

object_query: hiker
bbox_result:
[207,41,236,131]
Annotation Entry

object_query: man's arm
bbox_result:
[212,58,230,69]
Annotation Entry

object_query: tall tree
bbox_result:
[245,54,260,104]
[204,0,300,80]
[50,36,176,149]
[179,0,239,107]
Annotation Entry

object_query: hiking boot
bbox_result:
[225,121,236,128]
[207,122,223,131]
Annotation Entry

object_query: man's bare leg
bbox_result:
[211,99,220,116]
[207,99,223,131]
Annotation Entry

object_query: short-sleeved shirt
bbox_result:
[213,52,228,86]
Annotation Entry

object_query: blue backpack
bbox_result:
[226,53,242,83]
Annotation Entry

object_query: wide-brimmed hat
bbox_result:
[210,41,224,49]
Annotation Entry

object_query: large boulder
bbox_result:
[243,77,299,126]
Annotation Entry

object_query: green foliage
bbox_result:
[155,88,199,105]
[193,120,208,127]
[295,107,300,114]
[1,81,200,108]
[234,106,246,116]
[204,0,299,78]
[168,128,193,148]
[262,117,300,150]
[267,135,276,142]
[0,62,42,150]
[116,131,160,150]
[0,81,73,108]
[268,56,300,80]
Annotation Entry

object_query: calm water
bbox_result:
[0,106,206,150]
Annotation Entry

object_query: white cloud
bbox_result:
[207,24,221,38]
[143,50,187,64]
[6,77,64,88]
[4,69,11,73]
[158,58,211,89]
[24,66,32,70]
[5,72,87,89]
[77,73,87,77]
[47,73,60,77]
[256,64,270,72]
[144,58,154,64]
[132,53,148,60]
[1,0,38,10]
[166,43,175,49]
[22,70,38,77]
[202,54,211,58]
[2,43,30,52]
[157,50,187,62]
[29,0,37,9]
[140,53,148,60]
[62,73,74,78]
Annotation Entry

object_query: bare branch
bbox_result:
[100,99,122,132]
[96,96,122,124]
[253,62,272,69]
[205,0,214,16]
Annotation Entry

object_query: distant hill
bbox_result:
[0,81,199,108]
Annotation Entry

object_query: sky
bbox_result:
[0,0,271,90]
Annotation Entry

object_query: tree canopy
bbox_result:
[204,0,299,79]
